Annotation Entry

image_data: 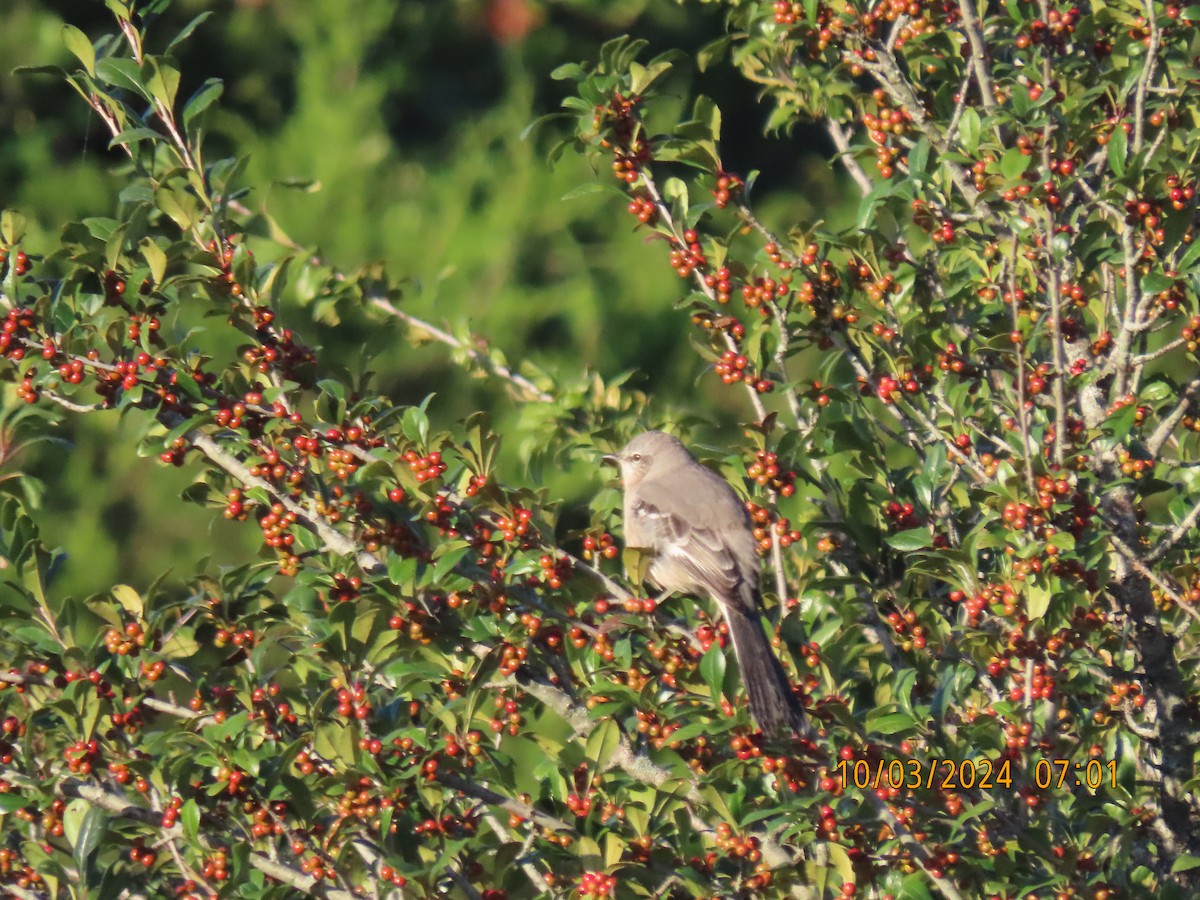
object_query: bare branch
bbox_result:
[368,295,553,403]
[42,390,105,414]
[436,772,573,835]
[1042,222,1068,469]
[956,0,998,112]
[1110,224,1146,400]
[1131,0,1161,155]
[824,120,874,196]
[1132,336,1187,367]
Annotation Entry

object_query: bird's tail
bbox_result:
[722,601,805,736]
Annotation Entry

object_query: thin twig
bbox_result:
[1147,377,1200,456]
[1005,252,1038,493]
[368,295,552,403]
[483,813,553,895]
[824,120,874,196]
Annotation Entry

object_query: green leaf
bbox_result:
[146,57,181,110]
[622,547,652,587]
[1108,127,1127,178]
[313,721,356,766]
[62,24,95,76]
[401,405,429,445]
[12,64,69,77]
[180,798,201,843]
[907,138,930,178]
[958,108,981,154]
[549,62,585,81]
[429,542,472,582]
[166,11,214,53]
[700,645,726,705]
[351,606,378,651]
[1025,583,1051,620]
[1000,147,1030,180]
[867,711,918,735]
[628,60,673,95]
[112,584,143,618]
[182,78,223,130]
[1,209,26,245]
[95,57,150,100]
[140,237,167,285]
[560,182,609,201]
[584,718,620,773]
[63,798,89,849]
[161,628,201,659]
[697,784,735,823]
[885,529,932,551]
[696,36,732,72]
[690,95,721,141]
[110,127,162,148]
[898,872,935,900]
[663,176,689,222]
[1172,855,1200,873]
[1140,272,1174,294]
[387,553,417,587]
[72,805,107,875]
[1178,237,1200,273]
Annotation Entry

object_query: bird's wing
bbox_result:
[632,472,755,607]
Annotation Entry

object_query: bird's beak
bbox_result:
[601,453,620,467]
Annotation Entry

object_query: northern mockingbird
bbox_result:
[604,431,805,736]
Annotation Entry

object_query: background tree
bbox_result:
[2,1,1200,899]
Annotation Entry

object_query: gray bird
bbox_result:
[604,430,805,736]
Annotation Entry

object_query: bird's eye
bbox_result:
[631,453,642,462]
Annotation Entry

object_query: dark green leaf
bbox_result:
[700,645,726,705]
[885,529,932,551]
[1108,127,1127,178]
[866,710,918,735]
[95,57,150,100]
[181,798,201,843]
[182,78,223,130]
[72,806,107,875]
[165,11,214,53]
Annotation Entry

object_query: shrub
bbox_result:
[2,0,1200,897]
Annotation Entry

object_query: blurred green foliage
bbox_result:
[0,0,840,597]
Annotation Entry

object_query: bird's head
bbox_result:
[602,430,690,488]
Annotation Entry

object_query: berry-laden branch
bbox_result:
[4,773,355,899]
[181,421,385,575]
